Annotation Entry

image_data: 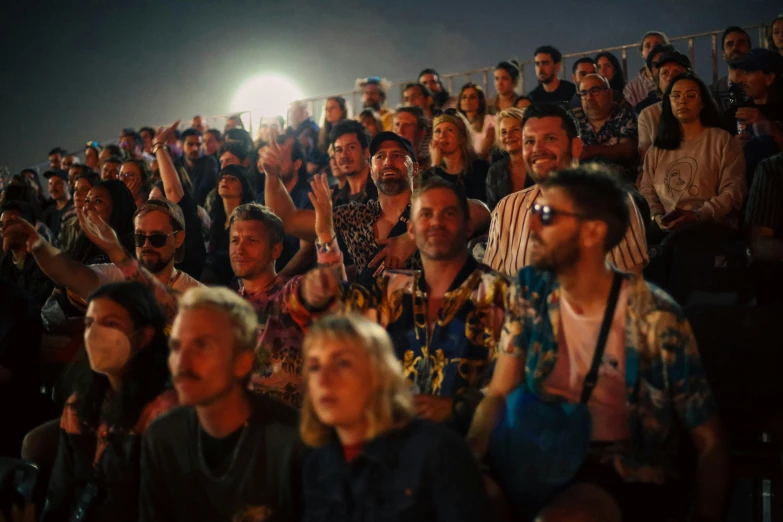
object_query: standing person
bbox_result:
[468,166,726,522]
[300,314,491,521]
[140,287,302,522]
[485,108,534,209]
[41,282,177,522]
[528,46,577,106]
[490,61,521,113]
[457,83,496,159]
[624,31,670,108]
[428,110,490,201]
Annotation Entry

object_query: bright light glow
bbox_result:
[230,74,304,129]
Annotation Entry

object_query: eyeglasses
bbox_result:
[531,203,589,225]
[578,86,609,98]
[134,232,175,248]
[669,91,700,102]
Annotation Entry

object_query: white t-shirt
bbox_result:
[89,264,203,295]
[542,281,631,442]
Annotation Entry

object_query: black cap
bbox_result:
[654,51,692,71]
[369,132,417,162]
[43,169,68,181]
[646,44,674,70]
[730,48,783,75]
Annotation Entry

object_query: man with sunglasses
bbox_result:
[469,166,726,522]
[484,103,647,278]
[4,198,202,322]
[573,74,639,183]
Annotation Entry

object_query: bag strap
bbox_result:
[579,272,623,404]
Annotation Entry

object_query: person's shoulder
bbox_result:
[144,403,195,441]
[403,419,473,457]
[250,393,299,429]
[639,101,662,120]
[757,151,783,175]
[174,270,206,292]
[494,185,537,213]
[627,273,686,321]
[471,158,490,172]
[514,265,557,292]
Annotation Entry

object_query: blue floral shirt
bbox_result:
[501,267,717,482]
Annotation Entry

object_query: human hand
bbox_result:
[77,208,124,259]
[308,173,336,244]
[301,266,341,309]
[154,120,181,147]
[413,394,454,422]
[368,233,416,270]
[1,216,43,253]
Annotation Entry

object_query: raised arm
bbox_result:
[261,135,317,241]
[5,217,99,299]
[153,121,186,203]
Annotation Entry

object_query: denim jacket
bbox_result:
[302,419,490,522]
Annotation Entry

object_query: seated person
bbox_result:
[640,72,746,243]
[468,166,726,522]
[573,74,639,183]
[300,314,490,521]
[140,287,301,522]
[41,282,177,522]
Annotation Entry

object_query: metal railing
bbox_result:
[19,23,770,176]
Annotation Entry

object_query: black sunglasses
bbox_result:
[134,232,175,248]
[532,203,589,225]
[433,108,460,117]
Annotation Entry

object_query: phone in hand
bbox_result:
[660,208,684,225]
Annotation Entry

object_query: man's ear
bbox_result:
[174,230,185,249]
[234,349,255,381]
[570,136,584,163]
[271,241,283,261]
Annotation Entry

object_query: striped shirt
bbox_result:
[745,152,783,238]
[623,68,656,109]
[483,185,648,277]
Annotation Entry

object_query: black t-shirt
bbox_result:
[140,394,302,522]
[174,192,206,280]
[528,80,577,107]
[427,159,490,202]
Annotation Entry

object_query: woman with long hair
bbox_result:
[595,51,627,94]
[457,82,496,159]
[640,72,745,240]
[768,13,783,55]
[356,108,383,139]
[317,96,349,152]
[41,282,177,522]
[490,61,520,113]
[84,141,103,171]
[485,108,534,209]
[202,164,256,285]
[300,314,489,522]
[428,109,490,201]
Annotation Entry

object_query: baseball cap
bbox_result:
[43,170,68,181]
[730,48,783,75]
[646,44,675,70]
[369,132,417,162]
[654,51,692,70]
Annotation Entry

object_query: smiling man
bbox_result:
[484,103,647,277]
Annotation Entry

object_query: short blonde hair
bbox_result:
[300,314,414,447]
[494,107,526,150]
[178,287,258,353]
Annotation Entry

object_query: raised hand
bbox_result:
[429,139,443,167]
[368,233,417,271]
[260,129,289,178]
[308,173,336,244]
[1,216,42,253]
[154,120,182,147]
[77,208,124,258]
[300,266,341,310]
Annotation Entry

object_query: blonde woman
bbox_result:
[300,314,489,522]
[485,108,535,210]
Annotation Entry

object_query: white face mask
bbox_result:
[84,323,132,375]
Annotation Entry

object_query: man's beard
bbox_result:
[139,250,174,274]
[377,178,409,196]
[364,101,381,111]
[540,74,554,85]
[280,168,295,184]
[530,229,581,273]
[526,149,573,183]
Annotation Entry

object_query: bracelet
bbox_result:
[152,143,169,155]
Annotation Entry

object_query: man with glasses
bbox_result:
[573,74,639,183]
[469,166,726,522]
[4,198,202,321]
[484,103,647,277]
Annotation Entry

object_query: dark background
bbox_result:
[0,0,778,172]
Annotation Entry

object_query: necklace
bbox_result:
[196,419,250,481]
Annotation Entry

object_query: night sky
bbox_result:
[0,0,778,172]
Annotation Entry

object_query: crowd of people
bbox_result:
[0,16,782,522]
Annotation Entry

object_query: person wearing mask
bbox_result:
[41,282,177,522]
[490,61,521,113]
[299,314,490,522]
[528,46,577,106]
[419,68,458,110]
[485,108,534,209]
[624,31,670,108]
[468,166,726,522]
[428,110,490,201]
[641,72,746,243]
[140,287,302,522]
[457,83,496,159]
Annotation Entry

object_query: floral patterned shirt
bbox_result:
[500,267,718,482]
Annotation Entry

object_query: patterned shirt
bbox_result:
[483,185,648,277]
[501,267,717,482]
[623,68,656,109]
[574,103,639,180]
[333,199,422,275]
